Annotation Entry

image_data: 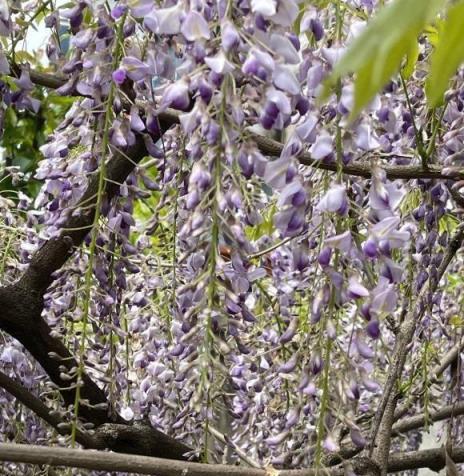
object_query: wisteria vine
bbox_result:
[0,0,464,475]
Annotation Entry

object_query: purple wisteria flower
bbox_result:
[3,0,457,471]
[181,11,211,41]
[317,184,348,215]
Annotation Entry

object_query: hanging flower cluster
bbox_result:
[0,0,464,473]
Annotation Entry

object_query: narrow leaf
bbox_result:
[402,40,419,80]
[426,1,464,107]
[322,0,445,117]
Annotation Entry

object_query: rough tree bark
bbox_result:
[0,442,463,475]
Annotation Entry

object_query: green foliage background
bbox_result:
[0,91,73,197]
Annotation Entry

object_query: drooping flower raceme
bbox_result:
[0,0,462,473]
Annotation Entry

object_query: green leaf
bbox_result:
[46,95,75,107]
[439,213,460,234]
[450,315,464,327]
[13,50,36,64]
[351,34,414,116]
[400,187,421,215]
[322,0,445,118]
[424,22,441,47]
[426,1,464,107]
[447,273,461,291]
[402,40,419,79]
[293,3,305,37]
[246,203,276,240]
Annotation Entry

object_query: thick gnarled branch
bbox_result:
[0,94,190,458]
[18,137,149,294]
[0,442,463,475]
[0,138,151,425]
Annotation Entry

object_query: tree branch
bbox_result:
[20,66,464,182]
[393,340,464,421]
[0,443,266,476]
[0,286,110,425]
[0,137,151,426]
[386,446,464,473]
[0,371,97,448]
[324,340,464,468]
[253,133,463,181]
[0,443,379,475]
[0,442,463,475]
[17,137,148,294]
[0,370,187,459]
[366,224,464,475]
[392,401,464,435]
[0,128,194,459]
[0,90,190,458]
